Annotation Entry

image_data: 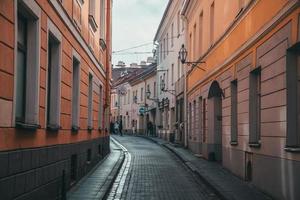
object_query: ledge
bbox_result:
[88,126,94,133]
[16,122,40,131]
[47,124,60,132]
[284,147,300,153]
[230,141,238,146]
[71,125,80,133]
[248,142,261,148]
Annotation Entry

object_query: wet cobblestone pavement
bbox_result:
[109,135,220,200]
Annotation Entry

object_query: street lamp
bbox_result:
[146,88,159,102]
[178,44,206,71]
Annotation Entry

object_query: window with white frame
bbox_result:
[171,23,174,47]
[15,1,40,128]
[47,30,62,131]
[100,0,106,40]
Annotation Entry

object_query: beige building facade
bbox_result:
[182,0,300,199]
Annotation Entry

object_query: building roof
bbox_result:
[153,0,172,42]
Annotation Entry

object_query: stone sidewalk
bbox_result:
[67,138,125,200]
[141,136,272,200]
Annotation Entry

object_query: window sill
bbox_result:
[230,141,238,146]
[249,142,261,148]
[284,147,300,153]
[71,126,80,133]
[16,122,40,131]
[47,124,60,132]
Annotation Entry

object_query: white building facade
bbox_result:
[154,0,186,142]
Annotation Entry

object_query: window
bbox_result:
[177,11,180,36]
[210,2,215,45]
[202,98,206,142]
[141,87,144,101]
[167,33,169,55]
[100,0,106,39]
[87,149,91,163]
[98,85,103,129]
[16,15,27,124]
[177,59,181,79]
[231,80,238,144]
[249,68,261,146]
[189,33,192,60]
[198,97,203,139]
[73,0,83,30]
[160,76,162,94]
[160,44,162,62]
[153,82,156,97]
[199,12,203,55]
[47,31,62,131]
[88,0,97,32]
[193,24,197,59]
[171,23,174,47]
[286,47,300,149]
[147,84,150,97]
[88,26,95,52]
[171,64,174,85]
[88,73,93,130]
[163,38,166,59]
[70,154,78,183]
[72,56,80,130]
[15,2,40,128]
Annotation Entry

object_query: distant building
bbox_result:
[0,0,112,199]
[154,0,186,143]
[182,0,300,199]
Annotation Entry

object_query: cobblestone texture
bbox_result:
[112,135,220,200]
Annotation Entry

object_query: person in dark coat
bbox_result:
[119,119,123,136]
[110,121,115,134]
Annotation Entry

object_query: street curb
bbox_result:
[100,138,127,200]
[138,135,228,200]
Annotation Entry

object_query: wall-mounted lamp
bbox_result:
[178,44,206,71]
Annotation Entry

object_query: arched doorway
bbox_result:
[207,81,223,162]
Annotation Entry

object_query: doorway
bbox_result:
[207,81,223,162]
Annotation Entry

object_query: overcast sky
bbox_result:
[112,0,168,66]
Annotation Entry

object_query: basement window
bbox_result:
[87,149,92,164]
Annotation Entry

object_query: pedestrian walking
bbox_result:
[114,121,119,135]
[110,121,115,134]
[119,119,123,136]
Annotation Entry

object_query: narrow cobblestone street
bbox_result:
[109,135,220,200]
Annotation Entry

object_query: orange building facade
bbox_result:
[0,0,112,199]
[182,0,300,199]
